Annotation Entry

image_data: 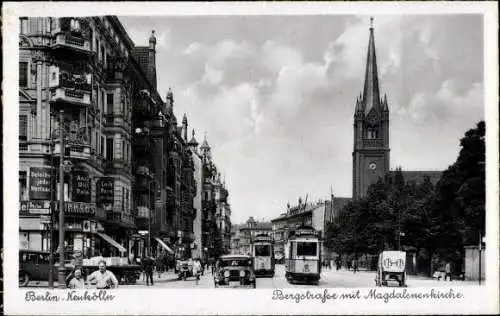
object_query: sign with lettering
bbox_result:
[72,171,91,202]
[20,200,52,215]
[29,167,52,200]
[55,202,96,216]
[96,177,114,209]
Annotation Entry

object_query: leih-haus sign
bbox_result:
[29,167,52,200]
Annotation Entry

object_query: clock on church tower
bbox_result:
[352,19,390,199]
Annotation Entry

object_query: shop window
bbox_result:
[19,62,28,87]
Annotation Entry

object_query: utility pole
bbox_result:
[57,110,66,289]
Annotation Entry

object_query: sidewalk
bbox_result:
[135,270,178,285]
[322,267,478,286]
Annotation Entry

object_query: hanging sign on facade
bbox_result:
[54,201,96,216]
[29,167,52,200]
[73,171,91,202]
[20,200,51,215]
[96,177,114,209]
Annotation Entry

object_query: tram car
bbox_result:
[284,225,322,284]
[252,233,275,277]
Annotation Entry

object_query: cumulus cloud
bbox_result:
[119,15,484,223]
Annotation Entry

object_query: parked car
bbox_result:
[214,255,256,288]
[19,250,73,287]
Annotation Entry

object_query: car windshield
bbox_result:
[254,245,271,256]
[220,259,251,267]
[296,242,317,256]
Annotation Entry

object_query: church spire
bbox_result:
[362,17,381,115]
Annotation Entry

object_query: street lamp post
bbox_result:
[148,179,159,257]
[478,232,483,285]
[48,111,55,289]
[57,110,66,289]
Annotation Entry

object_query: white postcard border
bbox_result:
[2,1,499,315]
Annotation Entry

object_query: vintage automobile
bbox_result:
[19,250,74,287]
[375,250,407,287]
[214,255,256,288]
[177,259,194,281]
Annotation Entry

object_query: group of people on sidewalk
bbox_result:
[66,260,119,289]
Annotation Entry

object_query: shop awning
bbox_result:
[96,232,127,253]
[154,237,174,255]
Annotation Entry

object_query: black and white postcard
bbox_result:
[2,1,499,315]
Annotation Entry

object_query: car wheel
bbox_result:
[19,271,29,287]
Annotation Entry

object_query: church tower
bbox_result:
[352,18,390,199]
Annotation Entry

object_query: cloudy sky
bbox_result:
[119,14,484,224]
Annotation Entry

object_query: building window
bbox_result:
[19,171,28,201]
[70,19,81,33]
[106,138,114,160]
[367,127,378,139]
[19,115,28,141]
[95,131,99,153]
[122,187,125,212]
[101,136,105,156]
[107,93,114,115]
[101,90,105,113]
[20,18,28,35]
[19,62,28,87]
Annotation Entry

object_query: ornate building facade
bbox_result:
[18,15,231,262]
[18,16,142,257]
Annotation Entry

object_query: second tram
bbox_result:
[284,225,322,284]
[252,233,275,277]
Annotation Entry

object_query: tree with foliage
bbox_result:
[429,121,485,269]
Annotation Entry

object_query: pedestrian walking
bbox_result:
[156,256,164,279]
[142,255,155,286]
[193,259,202,286]
[445,262,452,281]
[87,261,119,289]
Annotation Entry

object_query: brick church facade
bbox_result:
[351,20,441,200]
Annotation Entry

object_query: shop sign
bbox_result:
[29,167,52,200]
[20,200,51,215]
[40,215,51,224]
[72,171,91,203]
[55,202,96,216]
[96,177,114,209]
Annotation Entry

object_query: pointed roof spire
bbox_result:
[189,129,199,146]
[200,132,210,150]
[167,87,174,101]
[362,16,381,115]
[182,113,188,126]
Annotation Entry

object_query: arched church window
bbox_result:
[366,127,379,139]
